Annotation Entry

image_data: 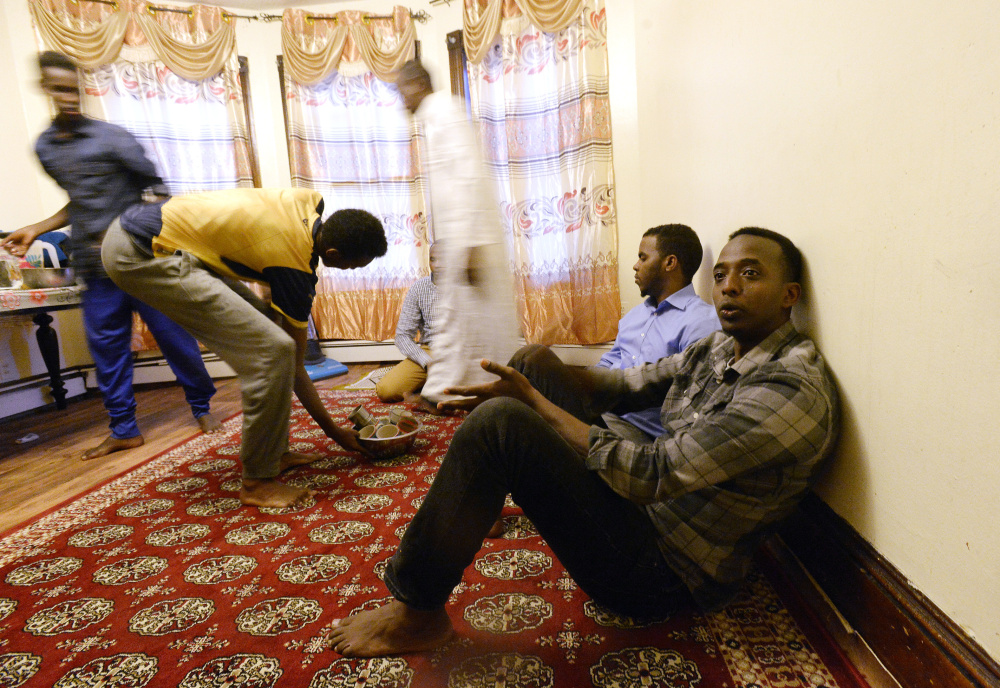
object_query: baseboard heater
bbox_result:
[778,494,1000,688]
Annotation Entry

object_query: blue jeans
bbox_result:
[82,277,216,439]
[385,395,689,618]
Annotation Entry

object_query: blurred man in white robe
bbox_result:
[396,60,519,405]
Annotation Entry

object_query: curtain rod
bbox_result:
[146,5,257,21]
[69,0,429,25]
[259,10,430,24]
[72,0,258,22]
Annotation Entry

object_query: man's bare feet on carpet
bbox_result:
[403,392,450,416]
[328,600,454,657]
[196,412,224,434]
[81,434,144,461]
[278,450,320,473]
[240,478,314,508]
[403,392,466,416]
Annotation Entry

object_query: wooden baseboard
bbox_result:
[779,494,1000,688]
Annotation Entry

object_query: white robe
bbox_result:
[414,91,519,402]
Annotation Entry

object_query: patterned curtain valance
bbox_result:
[29,1,128,69]
[281,6,415,85]
[463,0,586,64]
[133,2,235,80]
[28,0,235,80]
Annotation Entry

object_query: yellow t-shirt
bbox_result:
[122,188,324,327]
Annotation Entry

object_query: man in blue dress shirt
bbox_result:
[2,52,219,460]
[594,224,720,435]
[510,224,719,440]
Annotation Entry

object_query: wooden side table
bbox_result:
[1,285,84,410]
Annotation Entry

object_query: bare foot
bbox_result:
[328,600,454,657]
[239,479,315,508]
[278,451,320,473]
[81,434,144,461]
[403,392,447,416]
[487,519,506,538]
[196,413,224,434]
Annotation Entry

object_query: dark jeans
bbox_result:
[385,352,689,618]
[507,343,605,424]
[82,276,215,439]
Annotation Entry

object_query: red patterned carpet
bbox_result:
[0,390,869,687]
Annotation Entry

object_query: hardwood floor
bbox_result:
[0,363,382,535]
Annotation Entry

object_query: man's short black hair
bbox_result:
[643,224,703,283]
[38,51,77,73]
[397,59,432,89]
[320,209,387,261]
[729,226,803,283]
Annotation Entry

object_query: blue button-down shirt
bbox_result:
[595,283,720,436]
[35,117,165,278]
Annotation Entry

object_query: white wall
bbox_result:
[607,0,1000,662]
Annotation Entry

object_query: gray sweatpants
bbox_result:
[102,220,295,480]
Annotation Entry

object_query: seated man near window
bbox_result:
[376,244,439,403]
[328,227,840,657]
[511,223,720,442]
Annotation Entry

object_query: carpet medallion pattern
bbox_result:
[0,390,867,687]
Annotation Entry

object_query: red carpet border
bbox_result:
[0,390,868,687]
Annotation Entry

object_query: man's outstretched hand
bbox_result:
[437,359,536,413]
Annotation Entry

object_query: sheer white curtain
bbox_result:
[31,0,252,193]
[82,58,248,193]
[285,68,427,340]
[466,1,619,345]
[282,7,423,341]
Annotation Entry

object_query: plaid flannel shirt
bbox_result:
[585,321,839,609]
[394,276,438,369]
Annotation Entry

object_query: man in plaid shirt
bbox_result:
[376,245,439,402]
[330,227,840,657]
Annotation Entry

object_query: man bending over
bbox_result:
[103,188,387,509]
[328,227,839,656]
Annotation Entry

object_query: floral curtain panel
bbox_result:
[29,0,253,349]
[465,0,619,345]
[282,7,424,342]
[82,60,250,194]
[30,0,252,192]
